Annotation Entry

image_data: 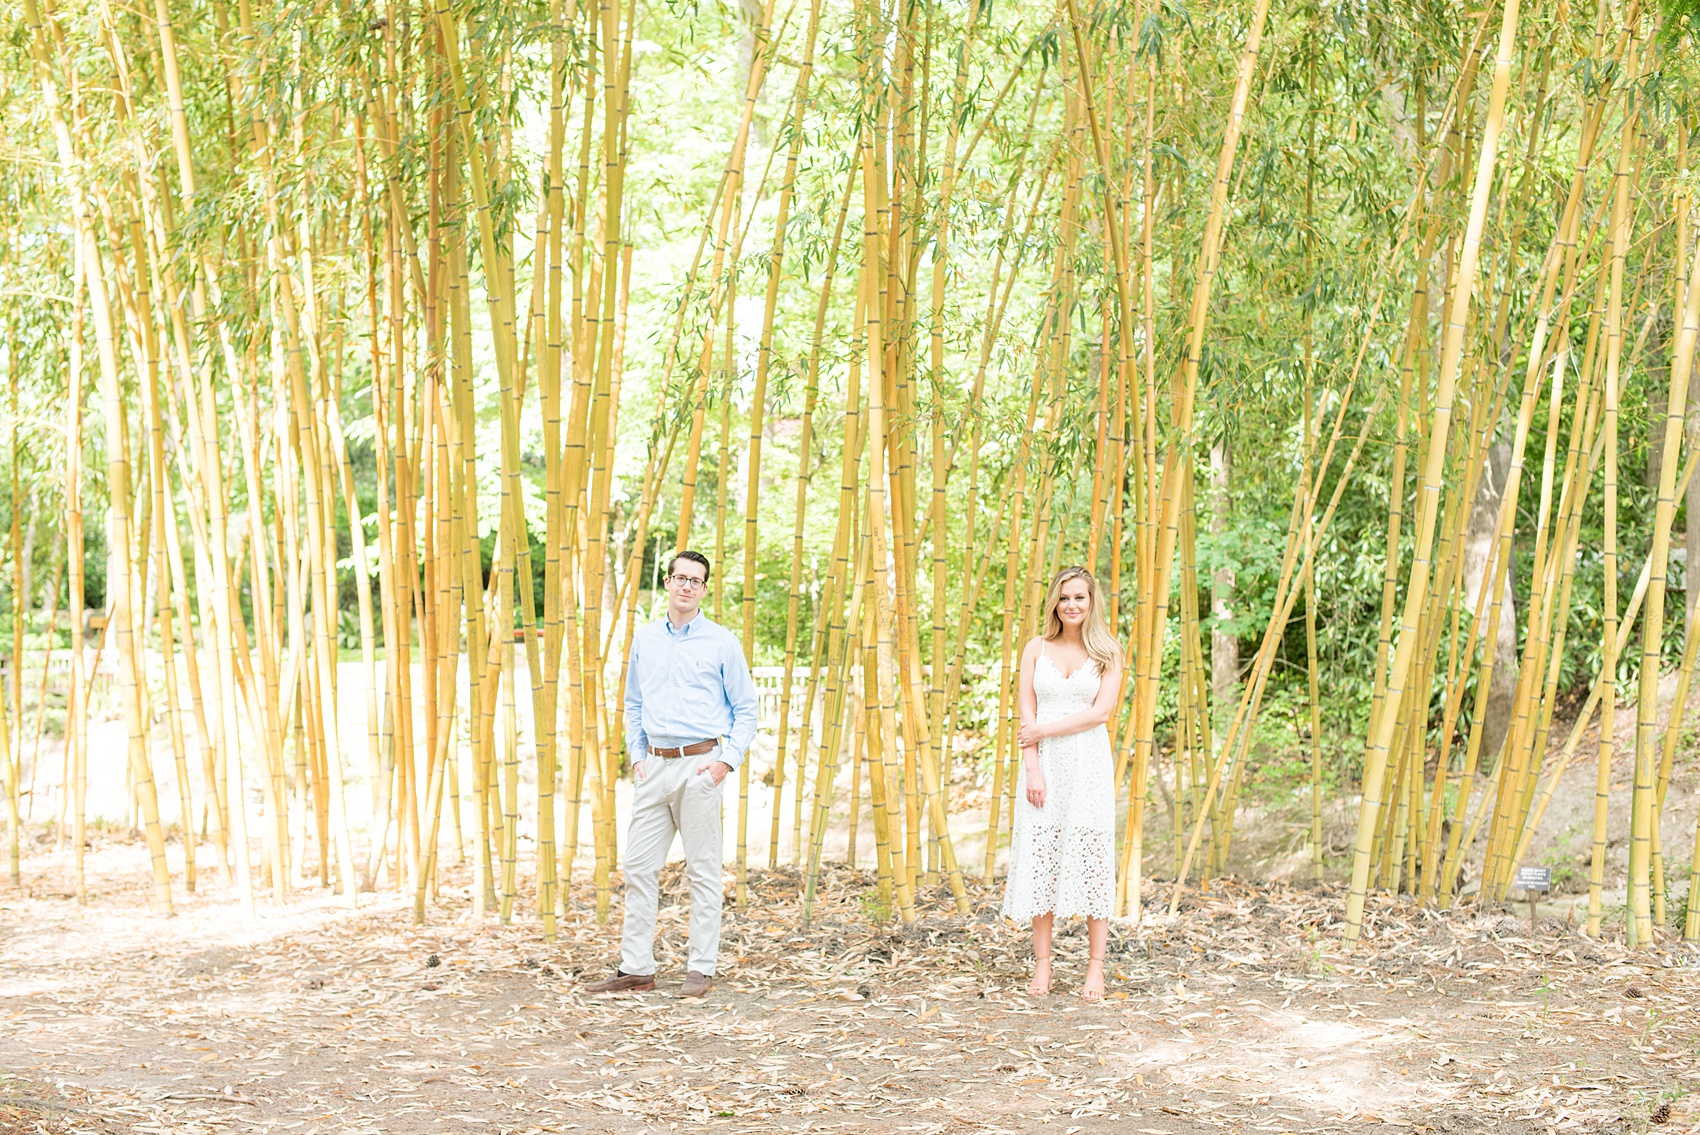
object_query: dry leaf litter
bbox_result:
[2,836,1698,1135]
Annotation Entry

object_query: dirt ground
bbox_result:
[3,833,1699,1135]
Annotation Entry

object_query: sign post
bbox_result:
[1514,865,1552,931]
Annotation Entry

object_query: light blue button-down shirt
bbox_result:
[624,612,759,770]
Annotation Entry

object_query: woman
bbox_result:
[1002,566,1123,1001]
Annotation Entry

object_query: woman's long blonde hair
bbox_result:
[1040,567,1123,673]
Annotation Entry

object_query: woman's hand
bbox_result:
[1017,721,1047,748]
[1024,765,1047,810]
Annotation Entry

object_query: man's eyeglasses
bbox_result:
[666,574,707,590]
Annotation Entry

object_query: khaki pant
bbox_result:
[618,749,725,977]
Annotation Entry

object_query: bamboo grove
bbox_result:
[4,0,1700,947]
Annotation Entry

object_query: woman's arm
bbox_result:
[1018,639,1046,807]
[1017,638,1040,760]
[1017,656,1123,745]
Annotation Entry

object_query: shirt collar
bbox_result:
[664,611,706,637]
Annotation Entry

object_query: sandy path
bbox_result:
[2,837,1697,1134]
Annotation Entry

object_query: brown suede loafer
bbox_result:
[680,970,713,998]
[583,969,656,994]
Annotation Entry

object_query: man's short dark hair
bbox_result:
[668,550,711,582]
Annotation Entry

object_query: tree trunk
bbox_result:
[1463,436,1519,770]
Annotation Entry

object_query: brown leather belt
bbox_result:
[648,739,718,760]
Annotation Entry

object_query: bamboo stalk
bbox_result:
[773,164,853,867]
[1343,0,1521,945]
[1628,42,1691,948]
[1123,0,1272,918]
[3,316,20,885]
[1591,69,1635,936]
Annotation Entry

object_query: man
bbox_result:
[584,551,758,999]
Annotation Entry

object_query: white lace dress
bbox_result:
[1001,650,1116,922]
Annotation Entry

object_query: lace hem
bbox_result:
[1000,824,1115,922]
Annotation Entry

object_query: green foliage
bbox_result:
[1658,0,1700,47]
[1540,830,1586,895]
[4,0,1700,828]
[337,607,363,653]
[1666,866,1691,935]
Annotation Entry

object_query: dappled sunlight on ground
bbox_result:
[2,834,1698,1133]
